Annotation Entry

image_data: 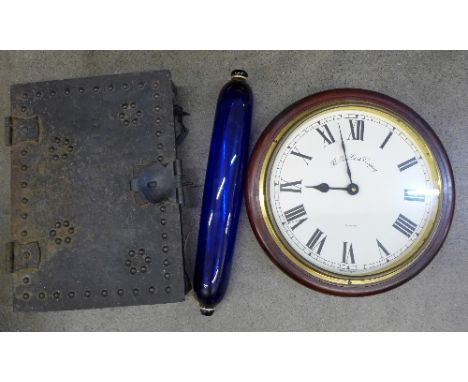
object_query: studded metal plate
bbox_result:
[8,71,186,311]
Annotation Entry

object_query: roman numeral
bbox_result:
[342,242,355,264]
[316,124,335,145]
[404,189,426,202]
[290,150,312,165]
[392,214,417,237]
[306,228,327,255]
[291,217,308,230]
[348,120,364,141]
[284,204,307,223]
[376,239,390,258]
[380,130,393,149]
[280,180,302,193]
[398,157,418,172]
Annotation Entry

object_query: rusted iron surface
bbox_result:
[9,71,186,311]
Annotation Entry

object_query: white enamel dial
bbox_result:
[267,107,441,276]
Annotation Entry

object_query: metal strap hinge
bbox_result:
[4,116,40,146]
[5,241,41,273]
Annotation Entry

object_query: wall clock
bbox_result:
[245,89,454,295]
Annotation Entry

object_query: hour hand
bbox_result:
[305,182,359,195]
[305,183,343,192]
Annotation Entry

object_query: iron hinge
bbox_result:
[5,241,41,273]
[4,116,40,146]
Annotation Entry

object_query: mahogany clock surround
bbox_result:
[245,89,455,296]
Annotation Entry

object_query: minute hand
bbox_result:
[338,124,353,184]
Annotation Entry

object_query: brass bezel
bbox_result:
[258,101,443,286]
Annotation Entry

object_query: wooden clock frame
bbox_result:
[245,89,455,296]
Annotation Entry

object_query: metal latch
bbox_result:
[131,159,185,205]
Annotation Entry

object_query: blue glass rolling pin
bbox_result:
[193,70,253,316]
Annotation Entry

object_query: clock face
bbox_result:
[268,106,440,276]
[246,89,454,295]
